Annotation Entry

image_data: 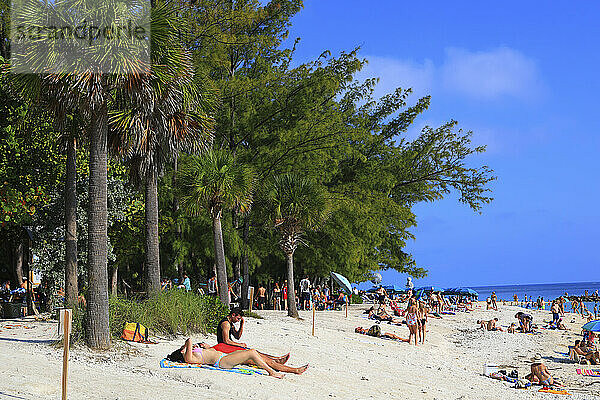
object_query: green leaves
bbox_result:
[178,150,255,219]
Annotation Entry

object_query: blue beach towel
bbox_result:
[160,358,267,375]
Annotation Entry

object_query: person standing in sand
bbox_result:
[490,291,498,310]
[282,280,288,310]
[256,283,267,310]
[273,282,281,310]
[300,276,311,310]
[405,298,419,346]
[417,300,428,343]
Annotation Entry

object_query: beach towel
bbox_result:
[159,359,267,375]
[538,388,571,395]
[576,368,600,377]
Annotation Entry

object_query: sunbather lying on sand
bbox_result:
[355,326,409,342]
[525,354,562,386]
[201,342,307,373]
[366,306,402,324]
[477,318,504,331]
[171,338,307,378]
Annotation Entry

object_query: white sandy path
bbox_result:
[0,303,598,400]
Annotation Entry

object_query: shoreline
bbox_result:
[1,302,599,399]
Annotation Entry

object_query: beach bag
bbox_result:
[121,322,150,342]
[367,325,381,337]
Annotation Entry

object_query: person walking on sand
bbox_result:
[405,298,419,346]
[177,338,285,378]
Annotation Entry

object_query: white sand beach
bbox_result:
[0,303,598,400]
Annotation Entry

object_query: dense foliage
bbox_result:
[0,0,495,343]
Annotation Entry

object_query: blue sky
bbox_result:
[283,1,600,287]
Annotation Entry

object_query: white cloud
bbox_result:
[440,47,541,100]
[357,47,542,102]
[356,55,435,100]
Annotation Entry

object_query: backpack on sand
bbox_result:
[121,322,153,343]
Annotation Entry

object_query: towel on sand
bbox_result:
[160,359,266,375]
[576,368,600,377]
[538,388,571,395]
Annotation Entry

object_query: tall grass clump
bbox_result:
[109,290,229,338]
[64,291,228,344]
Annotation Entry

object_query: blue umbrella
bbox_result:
[383,284,405,293]
[417,286,443,293]
[582,320,600,332]
[330,272,352,294]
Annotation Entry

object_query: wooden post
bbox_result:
[312,303,315,336]
[249,287,254,312]
[345,298,348,318]
[61,308,72,400]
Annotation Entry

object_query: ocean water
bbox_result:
[471,281,600,314]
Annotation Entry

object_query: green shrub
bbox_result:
[109,290,229,338]
[350,295,363,304]
[67,290,228,344]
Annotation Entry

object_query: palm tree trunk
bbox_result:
[144,171,160,295]
[241,217,250,309]
[286,252,299,318]
[85,104,110,350]
[212,215,229,306]
[64,136,78,306]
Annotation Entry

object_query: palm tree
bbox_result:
[178,150,254,306]
[10,0,159,348]
[263,174,328,318]
[109,20,215,296]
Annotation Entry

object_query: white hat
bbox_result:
[530,353,542,363]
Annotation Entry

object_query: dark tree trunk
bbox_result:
[144,171,160,295]
[64,136,78,306]
[14,241,24,285]
[241,217,250,309]
[110,265,118,296]
[286,252,299,318]
[85,104,110,350]
[212,215,229,306]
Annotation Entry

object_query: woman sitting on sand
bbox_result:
[173,338,290,378]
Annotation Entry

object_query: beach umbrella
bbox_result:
[582,320,600,332]
[383,284,404,293]
[418,286,443,293]
[330,272,352,294]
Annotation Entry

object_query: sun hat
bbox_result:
[530,353,542,363]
